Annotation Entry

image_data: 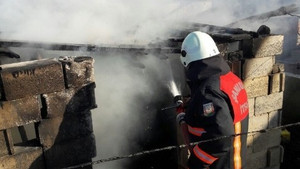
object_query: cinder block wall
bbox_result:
[0,56,97,169]
[219,35,285,169]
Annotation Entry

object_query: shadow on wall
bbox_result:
[123,89,178,169]
[281,75,300,169]
[28,82,97,168]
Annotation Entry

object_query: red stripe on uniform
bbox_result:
[188,125,206,137]
[193,145,218,165]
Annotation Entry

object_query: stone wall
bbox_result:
[222,35,285,169]
[0,56,97,169]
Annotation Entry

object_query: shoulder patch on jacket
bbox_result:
[203,102,215,117]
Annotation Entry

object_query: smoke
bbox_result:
[1,0,298,45]
[0,0,209,44]
[1,1,299,169]
[92,54,147,168]
[92,53,181,168]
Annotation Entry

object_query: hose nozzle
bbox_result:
[161,95,183,111]
[173,95,183,106]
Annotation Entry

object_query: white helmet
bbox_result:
[180,31,220,67]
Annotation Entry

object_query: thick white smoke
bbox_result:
[1,0,298,45]
[92,53,182,169]
[92,55,149,169]
[0,1,299,169]
[0,0,209,44]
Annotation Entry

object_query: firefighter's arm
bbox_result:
[177,114,192,152]
[191,88,235,166]
[176,97,192,152]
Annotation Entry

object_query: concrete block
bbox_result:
[246,150,267,169]
[273,73,284,93]
[227,41,241,53]
[269,73,281,94]
[42,89,75,118]
[255,92,283,115]
[272,63,284,74]
[267,146,284,167]
[10,123,37,145]
[243,56,274,79]
[0,155,16,169]
[0,96,41,130]
[280,73,285,92]
[218,41,241,54]
[253,129,281,153]
[43,133,96,169]
[59,56,95,89]
[38,112,93,149]
[0,147,45,169]
[43,82,97,118]
[0,58,65,101]
[249,114,268,132]
[0,130,14,157]
[244,76,269,98]
[268,110,281,129]
[228,60,242,78]
[248,98,255,117]
[217,43,227,57]
[0,131,8,157]
[243,35,284,58]
[252,35,284,57]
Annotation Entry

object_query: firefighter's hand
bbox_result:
[176,112,185,125]
[176,103,184,114]
[175,96,190,114]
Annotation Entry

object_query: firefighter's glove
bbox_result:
[176,112,185,125]
[175,99,184,113]
[176,97,191,112]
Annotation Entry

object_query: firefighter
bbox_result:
[176,31,249,169]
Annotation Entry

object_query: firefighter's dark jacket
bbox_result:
[183,55,249,169]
